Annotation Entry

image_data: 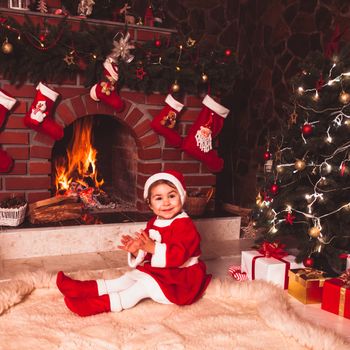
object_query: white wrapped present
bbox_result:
[241,250,304,289]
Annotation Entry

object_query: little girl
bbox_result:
[56,170,212,316]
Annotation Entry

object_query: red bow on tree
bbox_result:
[258,242,288,259]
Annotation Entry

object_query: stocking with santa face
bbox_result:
[23,82,63,140]
[0,89,16,173]
[181,95,229,172]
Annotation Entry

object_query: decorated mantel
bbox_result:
[0,4,239,225]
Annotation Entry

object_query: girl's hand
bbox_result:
[118,234,143,255]
[137,230,155,254]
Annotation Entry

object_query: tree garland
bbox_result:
[0,13,240,98]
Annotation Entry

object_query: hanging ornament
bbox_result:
[264,159,273,173]
[302,123,313,136]
[78,0,95,17]
[263,150,272,161]
[37,0,48,13]
[64,53,75,66]
[186,37,196,47]
[136,67,146,80]
[288,111,298,128]
[2,37,13,54]
[201,73,208,83]
[171,81,180,93]
[339,90,350,104]
[303,256,314,268]
[308,226,321,238]
[270,183,279,195]
[154,39,162,48]
[109,32,135,64]
[294,159,306,171]
[256,191,264,206]
[340,162,347,176]
[225,49,232,56]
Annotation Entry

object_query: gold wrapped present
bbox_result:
[288,268,332,304]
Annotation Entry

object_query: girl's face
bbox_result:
[149,183,182,220]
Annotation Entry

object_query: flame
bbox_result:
[55,117,104,193]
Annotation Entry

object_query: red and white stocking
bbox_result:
[90,59,125,113]
[23,82,63,140]
[150,94,184,147]
[0,89,16,172]
[181,95,230,172]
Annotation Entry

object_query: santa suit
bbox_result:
[127,211,211,305]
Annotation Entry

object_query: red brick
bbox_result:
[55,87,88,99]
[27,191,51,203]
[137,173,149,188]
[6,115,27,129]
[138,162,162,174]
[139,133,159,148]
[162,149,182,160]
[56,103,76,126]
[0,131,29,144]
[33,132,56,146]
[8,162,27,175]
[185,95,203,107]
[136,29,158,42]
[116,100,132,121]
[5,176,51,190]
[30,146,52,159]
[181,109,200,122]
[146,93,167,105]
[120,91,146,104]
[29,162,52,175]
[138,147,161,160]
[13,100,27,114]
[164,162,200,173]
[6,147,29,160]
[134,119,152,137]
[147,108,162,118]
[84,96,116,116]
[70,95,88,118]
[0,192,25,201]
[2,84,36,98]
[124,108,143,127]
[184,175,216,187]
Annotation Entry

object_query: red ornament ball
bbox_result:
[303,257,314,267]
[302,123,313,136]
[225,49,232,56]
[270,183,279,195]
[263,151,272,161]
[155,39,162,47]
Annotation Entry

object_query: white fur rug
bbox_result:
[0,269,349,350]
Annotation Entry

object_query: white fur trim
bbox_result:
[151,242,167,267]
[37,82,59,102]
[153,211,188,227]
[165,94,184,112]
[96,279,108,295]
[149,229,161,242]
[143,172,186,205]
[0,91,16,110]
[202,94,230,118]
[179,256,200,268]
[103,59,119,81]
[128,250,147,268]
[109,292,122,312]
[89,84,99,101]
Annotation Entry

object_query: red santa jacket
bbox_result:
[135,212,211,305]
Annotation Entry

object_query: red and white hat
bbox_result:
[143,170,187,204]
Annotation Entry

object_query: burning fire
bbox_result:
[55,117,104,194]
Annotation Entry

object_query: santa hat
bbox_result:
[143,170,187,204]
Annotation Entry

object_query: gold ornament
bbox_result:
[294,159,306,171]
[308,226,321,238]
[288,111,298,129]
[2,38,13,54]
[171,82,180,93]
[201,73,208,83]
[64,54,75,65]
[339,91,350,104]
[256,192,263,206]
[186,37,196,47]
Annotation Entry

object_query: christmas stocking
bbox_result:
[0,89,16,172]
[90,58,125,113]
[23,82,63,140]
[181,95,230,172]
[150,94,184,147]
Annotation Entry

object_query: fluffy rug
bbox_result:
[0,269,349,350]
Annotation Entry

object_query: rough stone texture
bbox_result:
[165,0,350,207]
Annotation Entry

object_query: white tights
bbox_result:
[96,271,171,312]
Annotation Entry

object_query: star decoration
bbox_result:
[136,67,146,80]
[109,32,135,63]
[186,37,196,47]
[285,212,296,225]
[64,54,75,65]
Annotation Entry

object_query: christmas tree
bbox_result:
[253,40,350,275]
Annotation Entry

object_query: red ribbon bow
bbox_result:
[258,242,288,259]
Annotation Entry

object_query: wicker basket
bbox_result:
[0,203,27,227]
[185,188,214,216]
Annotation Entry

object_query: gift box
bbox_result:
[347,257,350,270]
[241,249,304,289]
[288,268,332,304]
[321,271,350,319]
